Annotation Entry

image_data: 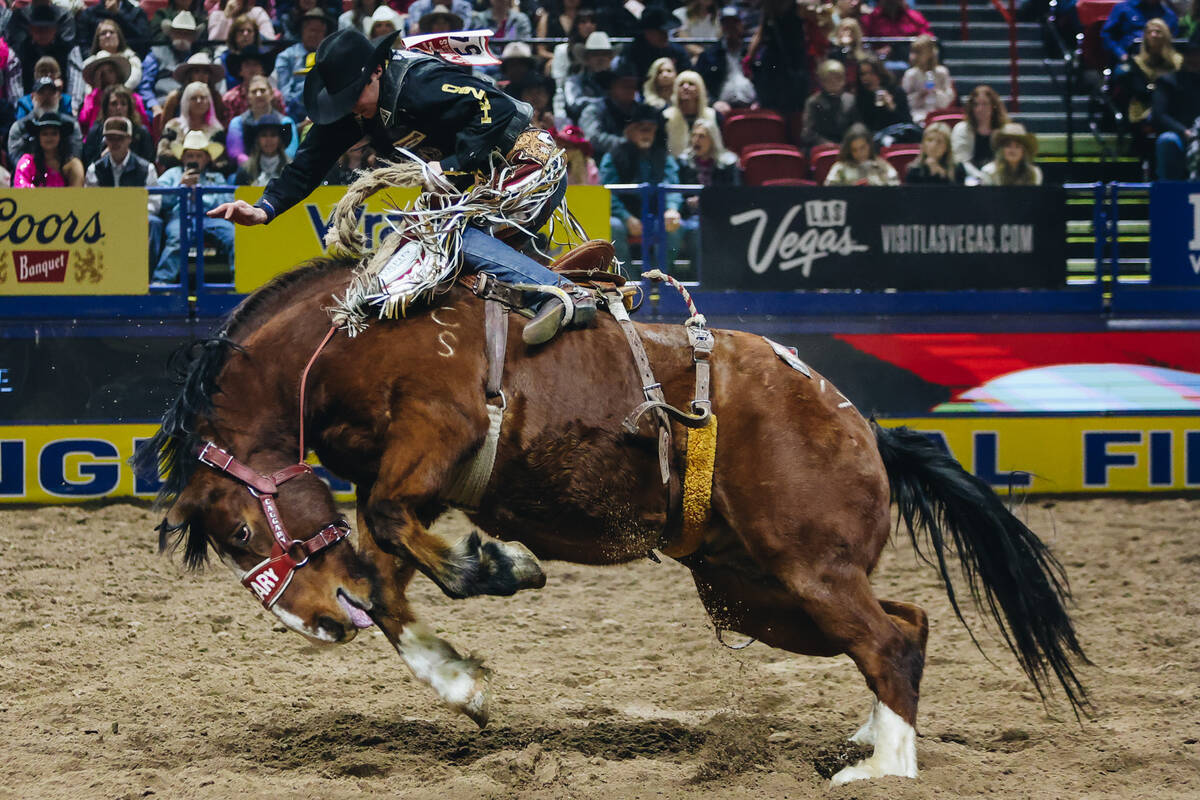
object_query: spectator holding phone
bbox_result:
[153,129,235,285]
[825,122,900,185]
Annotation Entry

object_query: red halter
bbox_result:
[196,441,350,609]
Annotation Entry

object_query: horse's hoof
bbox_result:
[457,665,492,729]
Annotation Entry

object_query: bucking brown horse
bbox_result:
[133,256,1088,786]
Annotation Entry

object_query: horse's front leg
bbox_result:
[356,499,493,728]
[364,424,545,598]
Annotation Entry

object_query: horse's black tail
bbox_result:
[871,421,1091,717]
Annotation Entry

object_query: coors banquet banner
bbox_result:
[0,188,149,295]
[699,186,1068,291]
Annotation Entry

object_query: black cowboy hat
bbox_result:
[24,110,71,134]
[243,113,293,147]
[296,6,335,34]
[29,4,60,27]
[225,44,278,77]
[639,5,675,30]
[303,27,401,125]
[622,101,661,129]
[595,58,640,90]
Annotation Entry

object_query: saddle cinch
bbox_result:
[448,240,716,559]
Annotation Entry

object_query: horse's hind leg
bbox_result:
[686,550,927,785]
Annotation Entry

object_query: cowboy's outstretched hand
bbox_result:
[208,199,269,226]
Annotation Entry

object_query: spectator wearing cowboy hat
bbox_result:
[9,74,83,165]
[85,17,144,91]
[509,73,557,129]
[234,112,292,184]
[13,4,87,113]
[224,45,282,117]
[979,122,1043,185]
[563,30,612,123]
[550,124,599,184]
[621,5,690,81]
[151,0,208,46]
[79,52,144,131]
[139,10,203,116]
[6,0,78,58]
[160,53,229,126]
[472,0,533,40]
[578,59,643,160]
[497,41,536,88]
[412,3,467,34]
[154,129,235,285]
[363,6,405,38]
[12,111,85,186]
[598,101,684,268]
[85,115,163,268]
[275,7,334,119]
[226,73,297,163]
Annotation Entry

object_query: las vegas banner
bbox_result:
[700,186,1068,291]
[0,188,150,295]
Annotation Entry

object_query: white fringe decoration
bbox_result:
[325,147,582,336]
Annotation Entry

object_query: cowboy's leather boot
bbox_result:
[522,286,596,346]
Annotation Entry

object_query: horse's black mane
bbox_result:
[130,256,354,568]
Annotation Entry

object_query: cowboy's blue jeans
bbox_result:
[460,173,569,291]
[154,215,235,283]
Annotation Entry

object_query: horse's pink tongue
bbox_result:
[337,593,374,629]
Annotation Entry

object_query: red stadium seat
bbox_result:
[722,111,788,156]
[740,142,802,164]
[809,146,841,185]
[924,108,964,128]
[743,149,809,186]
[761,178,818,187]
[883,146,922,177]
[1076,0,1123,69]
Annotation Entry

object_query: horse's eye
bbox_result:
[231,524,252,547]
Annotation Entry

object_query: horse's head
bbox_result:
[155,443,378,644]
[133,337,377,645]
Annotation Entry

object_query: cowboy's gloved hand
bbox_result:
[423,160,456,194]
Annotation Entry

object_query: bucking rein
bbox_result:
[295,160,804,641]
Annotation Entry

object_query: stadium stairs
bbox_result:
[928,1,1147,282]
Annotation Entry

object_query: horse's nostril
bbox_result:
[315,616,346,641]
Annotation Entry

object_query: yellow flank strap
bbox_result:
[662,415,717,558]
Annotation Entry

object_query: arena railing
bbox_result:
[4,183,1192,322]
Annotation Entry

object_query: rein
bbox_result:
[194,325,345,610]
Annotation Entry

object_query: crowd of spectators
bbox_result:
[4,0,1143,277]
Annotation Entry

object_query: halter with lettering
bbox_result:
[193,325,345,608]
[195,441,350,608]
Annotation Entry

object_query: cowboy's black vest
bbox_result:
[94,152,152,187]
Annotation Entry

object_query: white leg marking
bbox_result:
[394,622,491,726]
[830,701,917,786]
[848,702,877,746]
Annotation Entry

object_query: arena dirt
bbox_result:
[1,498,1197,799]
